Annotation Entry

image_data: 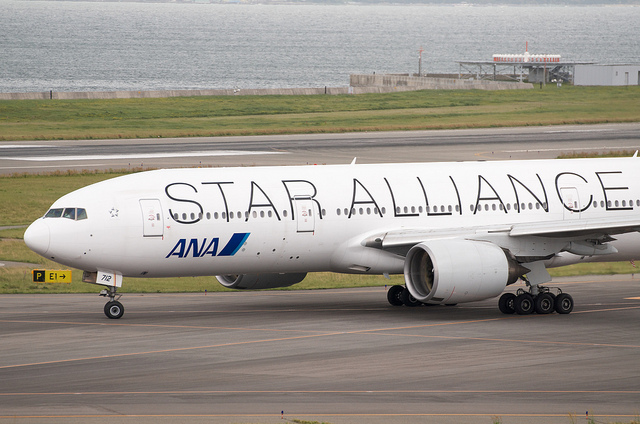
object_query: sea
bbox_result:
[1,0,639,93]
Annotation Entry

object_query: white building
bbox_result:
[574,64,640,86]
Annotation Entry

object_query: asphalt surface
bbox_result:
[2,125,640,423]
[2,123,640,174]
[1,276,640,424]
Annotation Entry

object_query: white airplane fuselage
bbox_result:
[24,156,640,316]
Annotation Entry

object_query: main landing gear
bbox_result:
[498,287,574,315]
[387,284,420,307]
[100,286,124,319]
[386,285,456,308]
[387,284,573,315]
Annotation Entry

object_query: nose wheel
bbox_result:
[100,287,124,319]
[104,300,124,319]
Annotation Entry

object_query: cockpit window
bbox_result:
[63,208,76,220]
[44,207,87,221]
[45,208,63,218]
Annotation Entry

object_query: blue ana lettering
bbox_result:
[165,233,250,258]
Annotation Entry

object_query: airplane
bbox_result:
[23,154,640,319]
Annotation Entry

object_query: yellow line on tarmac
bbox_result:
[1,413,639,419]
[1,389,639,396]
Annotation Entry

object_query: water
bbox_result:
[1,0,639,92]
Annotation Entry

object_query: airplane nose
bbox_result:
[24,219,50,257]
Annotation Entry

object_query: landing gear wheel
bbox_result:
[534,293,555,314]
[514,293,534,315]
[554,293,574,314]
[104,301,124,319]
[498,293,516,314]
[387,285,404,306]
[401,287,421,307]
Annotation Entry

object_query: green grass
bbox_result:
[0,170,130,226]
[1,86,639,141]
[558,149,638,159]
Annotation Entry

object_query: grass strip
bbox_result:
[1,86,639,141]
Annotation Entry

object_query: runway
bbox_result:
[2,122,640,174]
[1,276,640,424]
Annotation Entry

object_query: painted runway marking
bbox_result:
[2,389,639,396]
[371,330,640,349]
[0,413,639,419]
[0,318,332,333]
[0,150,286,161]
[0,145,48,148]
[0,164,112,170]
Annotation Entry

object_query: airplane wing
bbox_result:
[508,216,640,238]
[364,217,640,257]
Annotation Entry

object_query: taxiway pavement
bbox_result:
[1,276,639,424]
[2,123,640,174]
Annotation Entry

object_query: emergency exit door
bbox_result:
[294,197,315,233]
[560,187,581,220]
[140,199,164,237]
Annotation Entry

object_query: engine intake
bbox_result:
[404,239,527,304]
[216,273,307,290]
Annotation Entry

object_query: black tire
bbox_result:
[498,293,516,314]
[104,300,124,319]
[534,293,555,314]
[387,285,404,306]
[514,293,534,315]
[401,287,421,307]
[555,293,574,314]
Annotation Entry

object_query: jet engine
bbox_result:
[215,273,307,290]
[404,239,527,304]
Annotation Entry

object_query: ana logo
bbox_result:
[165,233,250,259]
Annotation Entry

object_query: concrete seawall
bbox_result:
[0,74,531,100]
[0,87,349,100]
[350,74,533,90]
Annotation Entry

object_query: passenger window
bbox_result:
[63,208,76,220]
[45,208,63,218]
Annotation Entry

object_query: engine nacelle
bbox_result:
[215,273,307,290]
[404,239,526,304]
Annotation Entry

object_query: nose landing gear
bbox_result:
[100,287,124,319]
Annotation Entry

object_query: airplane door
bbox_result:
[140,199,164,237]
[294,196,315,233]
[560,187,580,219]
